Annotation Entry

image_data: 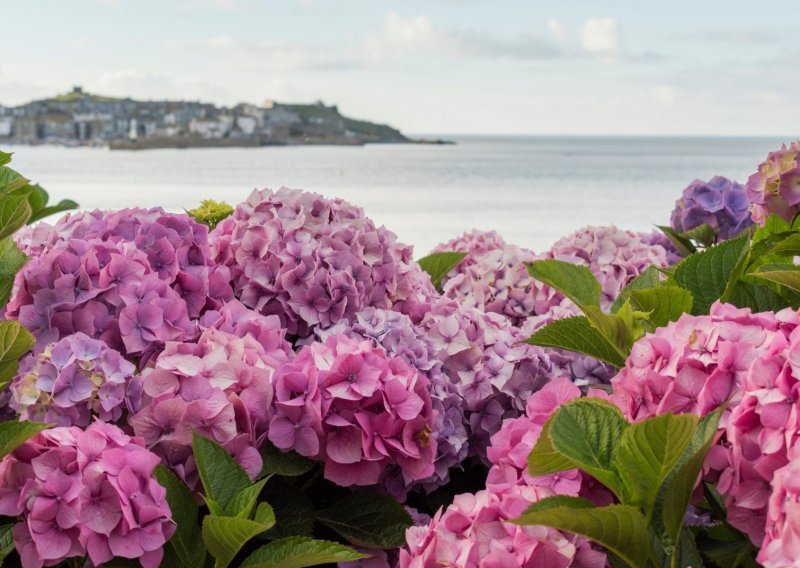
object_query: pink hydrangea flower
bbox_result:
[9,332,142,427]
[129,328,288,489]
[745,141,800,225]
[209,187,436,339]
[398,484,606,568]
[0,422,174,568]
[758,444,800,567]
[268,333,437,487]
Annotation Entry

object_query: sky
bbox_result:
[1,0,797,136]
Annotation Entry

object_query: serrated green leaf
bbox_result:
[260,442,315,477]
[192,432,252,512]
[656,406,724,551]
[0,237,27,309]
[525,316,626,367]
[527,259,602,308]
[628,287,693,329]
[700,539,758,568]
[658,225,696,257]
[750,265,800,295]
[202,515,273,568]
[28,199,79,224]
[528,415,579,477]
[0,523,14,564]
[547,398,629,499]
[263,481,316,539]
[611,265,664,313]
[316,492,411,549]
[582,305,634,357]
[0,152,11,168]
[0,194,32,242]
[0,167,29,195]
[614,413,697,516]
[240,536,368,568]
[683,223,718,247]
[0,421,50,460]
[224,477,269,518]
[672,236,750,314]
[154,465,207,568]
[727,280,792,312]
[514,499,651,568]
[417,251,467,291]
[253,502,275,527]
[0,321,35,389]
[753,214,791,243]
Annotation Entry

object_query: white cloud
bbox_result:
[87,68,234,103]
[578,18,622,58]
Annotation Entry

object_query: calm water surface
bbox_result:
[7,136,787,255]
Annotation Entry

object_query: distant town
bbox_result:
[0,87,448,150]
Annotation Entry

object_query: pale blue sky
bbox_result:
[2,0,797,135]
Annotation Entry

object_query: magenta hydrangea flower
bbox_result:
[209,187,436,339]
[0,422,174,568]
[670,176,753,241]
[9,332,142,427]
[398,483,606,568]
[431,230,541,325]
[268,333,437,487]
[746,141,800,225]
[5,238,196,359]
[758,445,800,567]
[129,328,287,489]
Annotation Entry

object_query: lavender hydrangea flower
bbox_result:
[209,188,436,339]
[9,333,142,427]
[670,176,753,241]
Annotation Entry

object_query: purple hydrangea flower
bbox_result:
[0,422,174,568]
[9,333,142,427]
[209,188,436,339]
[670,176,753,241]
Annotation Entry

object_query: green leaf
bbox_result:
[263,481,316,539]
[750,265,800,295]
[260,441,315,477]
[417,252,467,291]
[613,413,698,515]
[526,259,602,308]
[582,305,634,357]
[154,465,207,568]
[727,280,792,312]
[0,152,11,168]
[0,194,32,242]
[514,498,651,568]
[224,477,269,518]
[240,536,368,568]
[28,199,79,224]
[0,421,50,460]
[0,321,35,389]
[202,515,274,568]
[671,236,750,314]
[0,523,15,564]
[628,287,693,329]
[0,167,29,195]
[316,491,412,549]
[678,527,705,568]
[656,405,724,550]
[658,225,696,257]
[192,432,252,512]
[525,316,626,368]
[701,539,759,568]
[753,214,791,243]
[253,502,275,526]
[683,224,717,247]
[528,415,579,477]
[611,265,664,313]
[547,398,629,498]
[0,237,27,309]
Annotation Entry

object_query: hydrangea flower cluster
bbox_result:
[268,333,437,487]
[746,141,800,225]
[419,298,553,460]
[9,332,142,427]
[5,238,196,359]
[129,328,287,488]
[318,308,468,495]
[758,446,800,567]
[15,207,233,319]
[0,422,173,568]
[209,187,436,339]
[610,302,792,423]
[431,230,541,325]
[670,176,753,241]
[398,484,606,568]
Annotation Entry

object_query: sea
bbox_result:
[6,136,789,256]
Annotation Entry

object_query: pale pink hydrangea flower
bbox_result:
[745,141,800,225]
[758,444,800,567]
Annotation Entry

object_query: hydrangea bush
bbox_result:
[2,143,800,567]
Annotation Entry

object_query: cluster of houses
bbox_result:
[0,87,408,148]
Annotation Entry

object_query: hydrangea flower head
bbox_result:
[0,422,173,568]
[746,141,800,225]
[758,445,800,567]
[268,333,437,487]
[9,332,142,427]
[670,176,752,241]
[209,187,436,339]
[129,328,285,488]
